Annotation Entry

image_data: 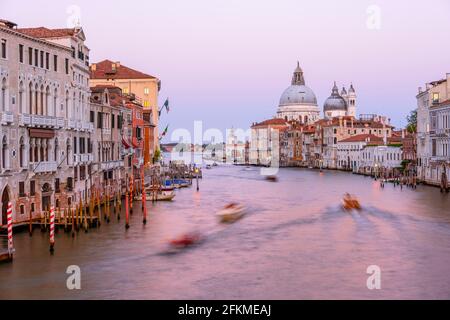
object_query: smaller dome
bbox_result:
[324,82,347,111]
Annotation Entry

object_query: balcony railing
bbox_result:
[18,114,64,129]
[80,153,94,163]
[100,160,125,170]
[0,111,14,125]
[29,161,57,173]
[66,119,94,132]
[102,128,111,135]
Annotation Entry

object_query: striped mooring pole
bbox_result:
[7,202,14,257]
[49,206,55,253]
[125,190,130,230]
[141,167,147,225]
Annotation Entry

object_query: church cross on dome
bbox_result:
[291,61,305,86]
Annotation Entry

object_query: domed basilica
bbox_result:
[276,62,357,123]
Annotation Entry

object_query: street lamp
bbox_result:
[195,167,199,191]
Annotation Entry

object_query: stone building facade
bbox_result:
[1,20,92,226]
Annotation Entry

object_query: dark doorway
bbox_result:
[41,183,52,212]
[2,187,10,226]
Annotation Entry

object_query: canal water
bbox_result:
[1,165,450,299]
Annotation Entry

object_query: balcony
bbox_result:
[29,161,57,173]
[67,119,77,130]
[66,120,94,132]
[100,160,124,170]
[82,122,94,132]
[102,128,111,135]
[430,156,450,163]
[0,111,14,125]
[80,153,94,163]
[18,114,64,129]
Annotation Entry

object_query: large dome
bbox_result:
[279,85,318,106]
[324,83,347,111]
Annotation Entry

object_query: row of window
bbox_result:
[361,152,401,162]
[431,139,450,157]
[0,38,71,74]
[90,111,123,130]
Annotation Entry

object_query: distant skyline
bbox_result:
[2,0,449,142]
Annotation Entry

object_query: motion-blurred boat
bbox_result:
[342,193,361,211]
[217,203,246,223]
[169,232,202,248]
[265,175,278,182]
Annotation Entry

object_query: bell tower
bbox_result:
[347,84,357,117]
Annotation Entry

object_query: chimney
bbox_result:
[383,130,387,145]
[91,63,96,71]
[116,61,121,68]
[418,87,422,94]
[402,129,405,139]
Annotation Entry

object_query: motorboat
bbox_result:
[265,175,278,182]
[342,193,362,211]
[206,164,212,170]
[212,162,218,167]
[217,203,246,224]
[169,232,202,248]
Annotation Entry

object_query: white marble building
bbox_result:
[417,73,450,185]
[0,19,92,226]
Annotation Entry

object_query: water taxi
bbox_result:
[342,193,361,211]
[217,203,246,224]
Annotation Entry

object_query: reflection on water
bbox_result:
[1,166,450,299]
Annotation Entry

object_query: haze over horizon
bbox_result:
[2,0,449,142]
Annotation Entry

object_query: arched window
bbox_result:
[65,90,69,118]
[54,138,59,163]
[1,78,6,112]
[110,142,113,160]
[46,140,49,161]
[40,144,44,162]
[45,86,50,116]
[53,88,58,116]
[66,138,71,165]
[40,85,44,115]
[73,92,76,118]
[1,136,8,170]
[29,82,33,114]
[34,84,39,114]
[19,136,25,168]
[18,81,24,113]
[79,92,83,117]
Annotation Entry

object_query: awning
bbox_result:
[122,136,131,149]
[29,128,55,139]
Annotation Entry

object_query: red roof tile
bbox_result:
[16,27,77,38]
[339,134,383,143]
[90,60,156,80]
[251,118,288,128]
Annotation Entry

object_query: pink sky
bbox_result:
[2,0,449,140]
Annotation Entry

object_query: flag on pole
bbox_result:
[159,125,169,140]
[163,98,170,113]
[158,98,170,117]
